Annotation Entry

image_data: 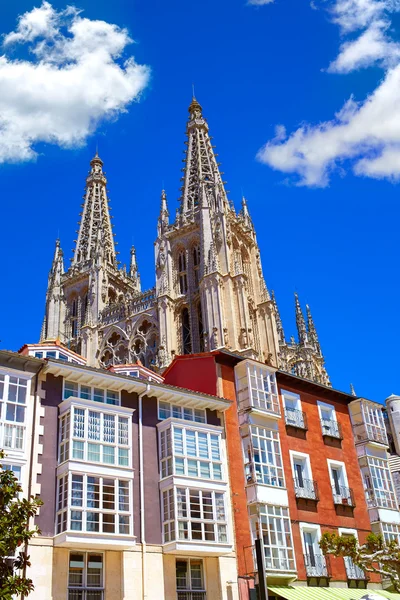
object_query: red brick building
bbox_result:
[164,351,385,599]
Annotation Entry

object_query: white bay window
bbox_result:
[56,473,131,536]
[59,403,131,468]
[64,380,119,405]
[162,486,228,544]
[160,423,223,481]
[0,373,29,451]
[244,425,284,488]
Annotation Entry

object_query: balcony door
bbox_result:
[303,529,320,569]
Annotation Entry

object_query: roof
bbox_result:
[43,357,232,412]
[0,350,46,374]
[18,340,86,362]
[164,350,366,404]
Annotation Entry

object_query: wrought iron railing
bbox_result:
[177,592,207,600]
[332,485,355,507]
[68,590,104,600]
[304,553,330,577]
[344,558,367,580]
[293,477,319,501]
[321,419,343,440]
[284,408,307,430]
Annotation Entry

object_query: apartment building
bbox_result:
[0,344,239,600]
[164,351,400,600]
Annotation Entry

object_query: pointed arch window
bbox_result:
[178,250,188,295]
[193,245,200,288]
[182,308,192,355]
[71,298,78,338]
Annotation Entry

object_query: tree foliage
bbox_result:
[320,531,400,592]
[0,450,42,599]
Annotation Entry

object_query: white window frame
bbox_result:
[0,370,31,452]
[162,486,229,545]
[245,425,285,488]
[363,456,397,510]
[68,551,104,598]
[282,390,305,427]
[176,558,206,595]
[381,522,400,545]
[63,380,120,406]
[158,400,206,424]
[289,451,315,499]
[58,400,132,469]
[256,504,296,572]
[159,422,223,482]
[247,363,279,414]
[299,521,327,577]
[327,458,351,504]
[56,472,133,537]
[318,400,341,438]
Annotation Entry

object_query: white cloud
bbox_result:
[248,0,275,5]
[0,2,150,163]
[257,0,400,185]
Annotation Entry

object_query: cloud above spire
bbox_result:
[0,1,150,163]
[257,0,400,186]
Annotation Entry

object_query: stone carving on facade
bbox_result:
[211,327,219,350]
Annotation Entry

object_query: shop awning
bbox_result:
[268,586,400,600]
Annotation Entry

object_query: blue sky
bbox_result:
[0,0,398,402]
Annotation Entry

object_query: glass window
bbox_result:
[363,457,397,509]
[57,475,131,536]
[247,364,279,414]
[1,463,21,481]
[381,523,400,545]
[163,487,228,544]
[63,381,120,406]
[159,425,223,481]
[0,374,29,451]
[176,559,205,593]
[68,552,103,599]
[256,505,295,571]
[59,407,131,468]
[245,425,284,487]
[158,400,206,424]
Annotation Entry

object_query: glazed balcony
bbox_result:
[365,488,398,511]
[332,485,355,507]
[352,423,388,446]
[321,419,343,440]
[293,478,319,501]
[284,408,307,430]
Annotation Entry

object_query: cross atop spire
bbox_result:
[72,153,116,268]
[295,293,308,345]
[179,97,230,219]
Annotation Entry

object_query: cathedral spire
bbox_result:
[72,152,117,268]
[239,196,253,230]
[179,97,230,219]
[350,383,357,396]
[272,290,285,344]
[130,245,141,293]
[158,189,169,236]
[48,239,64,287]
[306,303,321,355]
[295,293,308,345]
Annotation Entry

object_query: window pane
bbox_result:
[118,447,129,466]
[88,443,100,462]
[73,408,85,438]
[71,510,82,531]
[88,411,101,441]
[87,477,99,508]
[106,390,118,405]
[93,389,104,403]
[103,513,115,533]
[118,481,129,511]
[71,475,83,506]
[103,445,115,465]
[103,479,115,510]
[65,381,78,400]
[86,512,99,532]
[118,417,129,445]
[80,386,91,400]
[119,515,130,534]
[159,401,170,419]
[72,441,84,460]
[87,554,103,587]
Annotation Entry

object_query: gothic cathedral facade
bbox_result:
[41,97,330,386]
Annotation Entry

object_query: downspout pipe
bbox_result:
[139,383,151,600]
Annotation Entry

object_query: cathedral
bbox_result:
[40,97,330,386]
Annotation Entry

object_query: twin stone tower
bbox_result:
[41,97,330,386]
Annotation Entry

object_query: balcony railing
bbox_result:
[304,553,330,578]
[365,488,398,511]
[68,590,104,600]
[353,423,388,446]
[321,419,343,440]
[284,408,308,430]
[177,592,206,600]
[294,478,319,501]
[344,558,367,581]
[332,485,355,507]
